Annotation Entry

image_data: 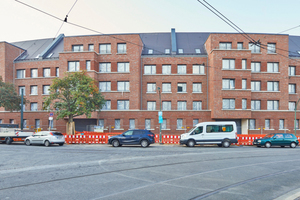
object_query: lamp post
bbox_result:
[158,87,162,143]
[294,98,300,136]
[20,89,24,130]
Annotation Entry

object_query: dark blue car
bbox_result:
[108,129,155,148]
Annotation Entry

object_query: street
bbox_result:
[1,143,300,200]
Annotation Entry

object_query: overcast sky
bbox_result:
[1,0,300,43]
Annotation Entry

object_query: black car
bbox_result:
[108,130,155,148]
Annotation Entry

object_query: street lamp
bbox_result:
[158,87,162,143]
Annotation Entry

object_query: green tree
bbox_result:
[0,76,26,111]
[43,71,106,134]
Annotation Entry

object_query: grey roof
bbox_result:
[12,36,64,61]
[139,32,210,55]
[289,36,300,57]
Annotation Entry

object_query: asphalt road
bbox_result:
[1,143,300,200]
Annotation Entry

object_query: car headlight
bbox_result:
[257,140,261,143]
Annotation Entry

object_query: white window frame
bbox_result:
[145,119,151,129]
[162,101,171,110]
[99,44,111,54]
[117,62,129,72]
[86,60,91,71]
[267,43,276,54]
[242,99,247,110]
[193,83,202,92]
[147,83,156,93]
[43,85,50,95]
[31,68,38,78]
[117,81,130,92]
[129,119,135,129]
[249,43,261,53]
[219,42,232,50]
[147,101,156,110]
[267,100,279,110]
[19,86,25,96]
[267,81,279,91]
[162,65,171,74]
[117,43,126,54]
[289,102,296,111]
[267,63,279,73]
[251,81,261,91]
[177,119,183,129]
[193,101,202,110]
[72,45,83,52]
[17,69,25,78]
[222,59,235,70]
[177,65,186,74]
[99,82,111,92]
[30,102,38,111]
[242,79,247,89]
[162,83,171,93]
[222,79,235,90]
[251,100,261,110]
[289,66,296,76]
[249,119,256,129]
[177,101,187,110]
[251,62,261,72]
[144,65,156,74]
[99,63,111,73]
[177,83,187,93]
[289,84,296,94]
[265,119,270,129]
[193,65,205,74]
[68,61,80,72]
[101,100,111,110]
[117,100,129,110]
[30,85,38,95]
[222,99,235,109]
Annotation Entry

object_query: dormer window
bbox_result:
[178,49,183,54]
[46,53,53,58]
[195,49,201,54]
[165,49,170,54]
[148,49,153,54]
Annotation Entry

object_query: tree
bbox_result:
[43,71,106,134]
[0,76,26,111]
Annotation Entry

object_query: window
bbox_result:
[237,42,243,50]
[295,119,299,129]
[145,119,151,129]
[178,49,183,54]
[43,85,50,95]
[193,119,199,126]
[98,119,104,129]
[289,84,296,94]
[129,119,135,129]
[48,119,53,129]
[177,119,183,129]
[86,61,91,71]
[162,101,171,110]
[101,100,111,110]
[162,65,171,74]
[99,63,111,73]
[267,81,279,91]
[222,59,235,70]
[35,119,40,128]
[9,119,14,124]
[242,99,247,110]
[267,43,276,54]
[222,79,235,90]
[162,83,171,93]
[147,83,156,92]
[193,65,205,74]
[222,99,235,109]
[99,82,111,92]
[72,45,83,52]
[267,63,279,73]
[56,67,59,77]
[251,81,261,91]
[19,86,25,96]
[117,81,129,91]
[219,42,232,49]
[177,65,186,74]
[165,49,170,54]
[265,119,270,129]
[249,42,261,53]
[289,66,296,76]
[193,83,202,92]
[177,101,186,110]
[115,119,120,129]
[99,44,111,54]
[17,69,25,78]
[31,103,38,111]
[279,119,285,129]
[162,119,167,129]
[144,65,156,74]
[117,43,126,53]
[195,49,201,54]
[193,101,202,110]
[148,49,153,54]
[242,79,247,89]
[68,61,80,72]
[267,100,279,110]
[289,102,296,111]
[251,62,261,72]
[177,83,187,93]
[147,101,156,110]
[242,59,247,69]
[31,69,38,78]
[249,119,256,129]
[30,85,38,95]
[117,62,129,72]
[117,100,129,110]
[43,68,50,77]
[251,100,261,110]
[88,44,94,51]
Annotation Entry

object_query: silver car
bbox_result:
[25,131,65,147]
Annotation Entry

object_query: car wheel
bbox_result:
[59,143,64,146]
[187,139,195,147]
[141,140,149,148]
[290,142,297,148]
[222,140,231,148]
[44,140,50,147]
[6,137,13,145]
[112,140,120,147]
[25,140,31,146]
[265,142,271,148]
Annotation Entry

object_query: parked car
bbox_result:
[253,133,299,148]
[25,131,65,147]
[108,130,155,148]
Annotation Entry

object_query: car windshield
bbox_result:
[53,132,63,136]
[263,134,274,138]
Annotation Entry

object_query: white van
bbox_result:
[179,121,238,147]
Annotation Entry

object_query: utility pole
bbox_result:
[20,89,24,130]
[158,87,162,143]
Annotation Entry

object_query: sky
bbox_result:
[1,0,300,43]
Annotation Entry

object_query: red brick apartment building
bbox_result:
[1,29,300,135]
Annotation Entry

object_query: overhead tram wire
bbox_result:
[197,0,300,64]
[54,0,79,39]
[278,25,300,34]
[15,0,209,66]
